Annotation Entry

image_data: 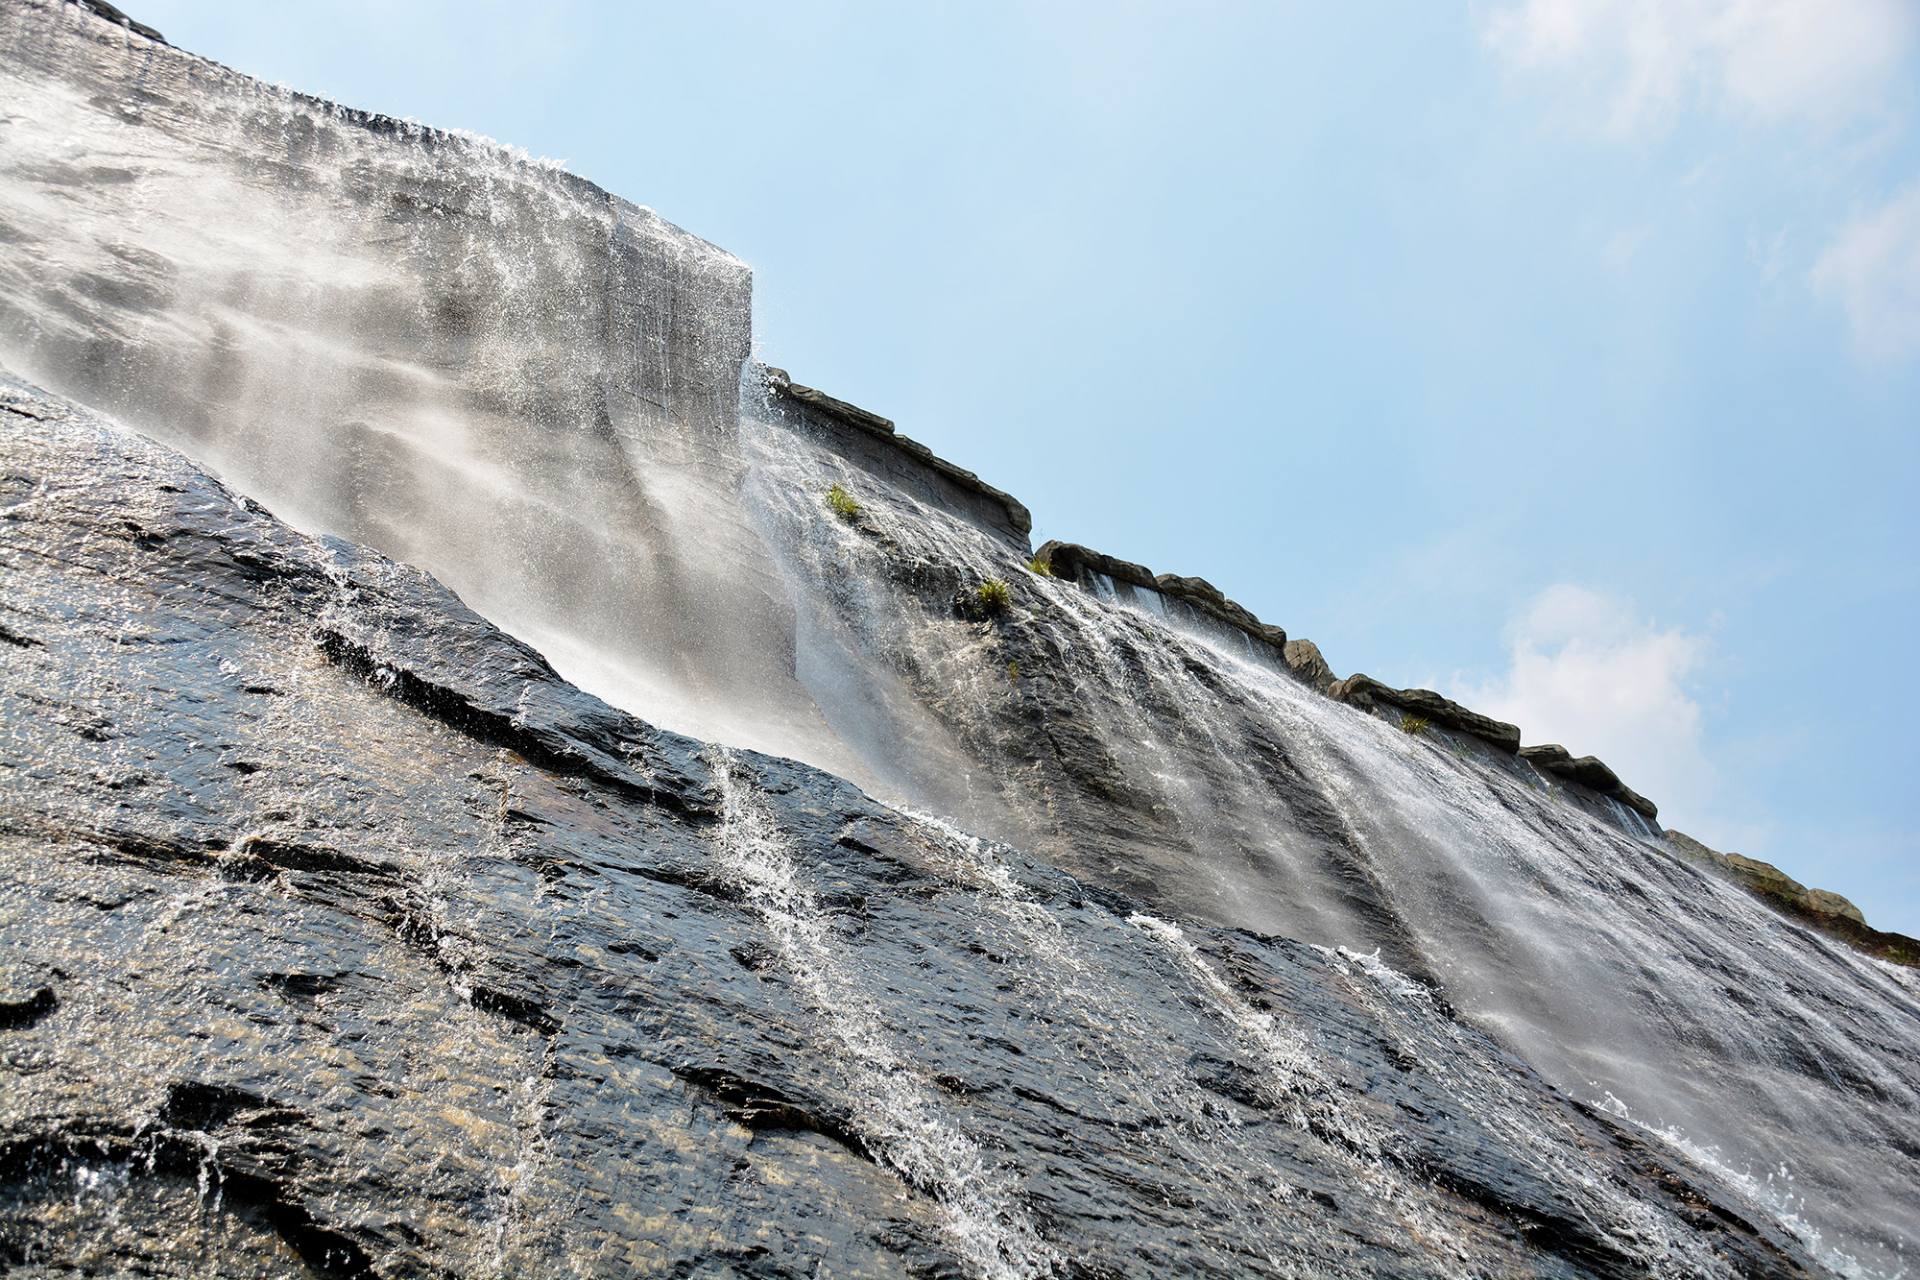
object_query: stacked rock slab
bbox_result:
[1281,637,1338,692]
[1329,674,1524,754]
[760,366,1033,551]
[1035,539,1289,653]
[1032,543,1533,757]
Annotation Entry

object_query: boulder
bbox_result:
[1283,638,1336,692]
[1035,540,1157,592]
[1803,889,1868,926]
[1328,673,1381,709]
[1519,746,1658,820]
[77,0,165,42]
[1038,543,1285,652]
[1666,831,1902,961]
[1722,852,1806,900]
[1615,785,1659,822]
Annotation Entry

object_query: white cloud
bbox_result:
[1482,0,1917,135]
[1451,585,1716,820]
[1811,180,1920,361]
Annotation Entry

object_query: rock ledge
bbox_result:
[1667,831,1916,967]
[764,366,1033,542]
[1330,674,1524,754]
[1035,539,1288,654]
[1519,745,1659,820]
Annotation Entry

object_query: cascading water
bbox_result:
[700,746,1058,1280]
[731,392,1920,1276]
[3,4,1915,1275]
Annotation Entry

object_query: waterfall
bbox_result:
[732,399,1920,1275]
[3,4,1915,1272]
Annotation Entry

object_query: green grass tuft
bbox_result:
[1399,713,1430,736]
[975,578,1012,615]
[824,484,862,522]
[1025,556,1054,577]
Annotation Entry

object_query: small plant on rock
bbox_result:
[1006,659,1021,682]
[975,578,1012,616]
[824,484,861,522]
[1025,555,1054,577]
[1399,714,1430,736]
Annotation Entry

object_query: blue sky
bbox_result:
[137,1,1920,934]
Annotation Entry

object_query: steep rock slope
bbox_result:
[2,3,1917,1274]
[0,380,1828,1277]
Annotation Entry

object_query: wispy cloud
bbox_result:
[1811,180,1920,362]
[1484,0,1920,361]
[1451,585,1718,822]
[1482,0,1917,136]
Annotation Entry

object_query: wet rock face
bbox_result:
[758,365,1034,550]
[0,0,819,767]
[0,381,1827,1277]
[1665,831,1915,966]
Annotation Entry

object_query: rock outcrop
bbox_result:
[0,379,1831,1278]
[762,366,1033,549]
[1519,746,1659,821]
[4,4,1918,1272]
[1034,539,1289,654]
[1029,541,1541,762]
[1666,831,1915,967]
[1329,675,1524,755]
[73,0,161,41]
[1282,638,1338,693]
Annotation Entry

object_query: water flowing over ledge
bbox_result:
[2,3,1917,1274]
